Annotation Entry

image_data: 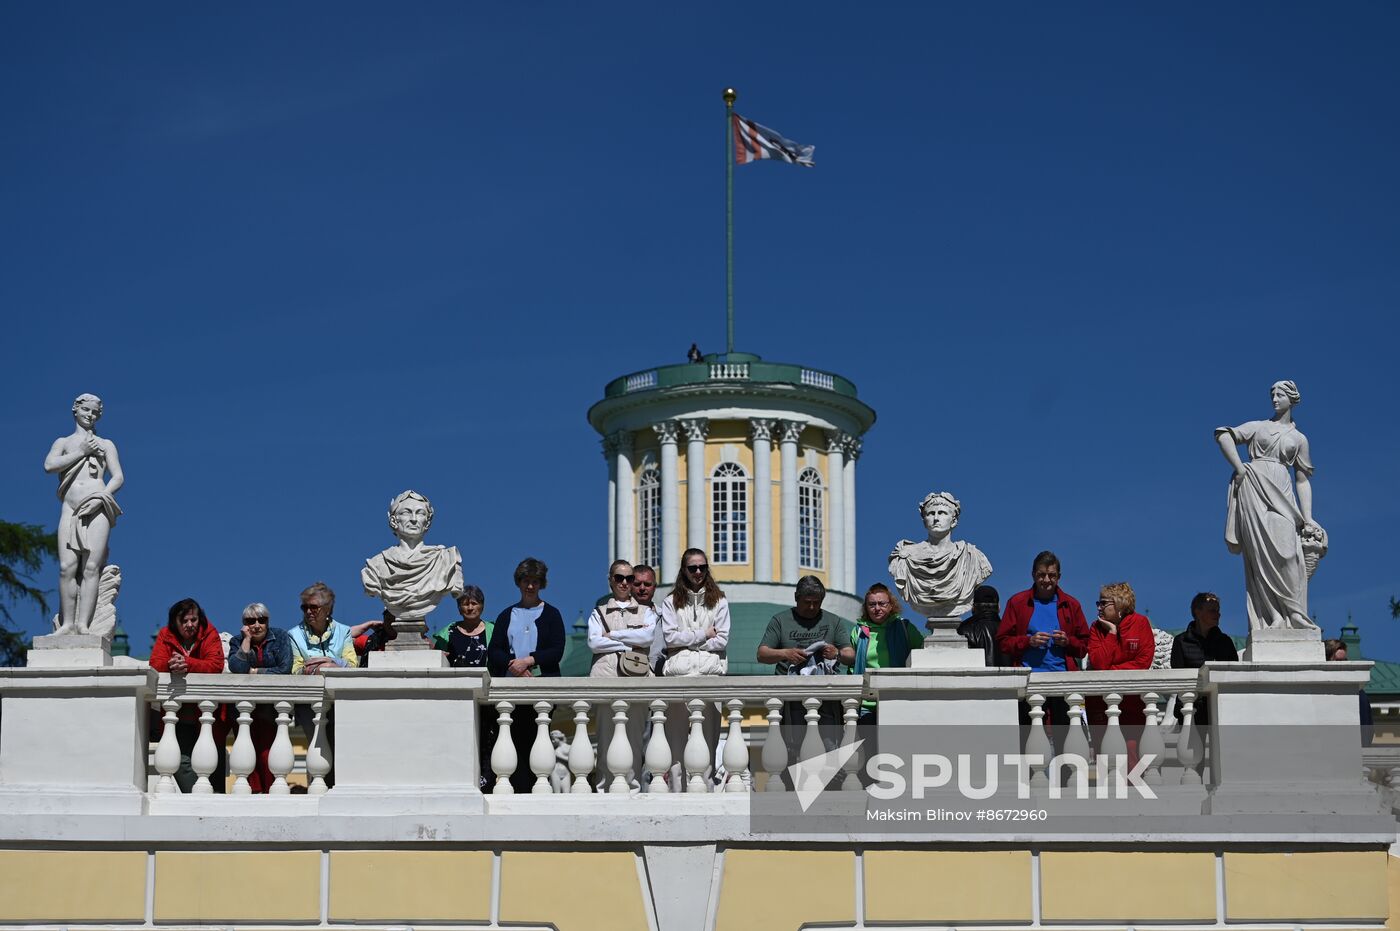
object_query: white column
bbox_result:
[825,431,846,593]
[750,419,775,583]
[613,430,634,562]
[653,421,681,580]
[843,435,860,592]
[602,435,618,561]
[681,419,709,552]
[778,419,802,584]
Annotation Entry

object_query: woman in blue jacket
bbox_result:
[226,602,293,793]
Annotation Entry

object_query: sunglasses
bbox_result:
[244,618,268,626]
[1095,599,1113,607]
[612,574,634,584]
[685,564,709,574]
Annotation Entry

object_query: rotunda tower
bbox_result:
[583,351,876,672]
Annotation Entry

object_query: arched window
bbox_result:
[636,465,661,568]
[799,467,824,570]
[711,461,749,564]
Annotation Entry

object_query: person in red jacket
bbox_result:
[150,598,228,792]
[1086,581,1154,766]
[997,551,1092,754]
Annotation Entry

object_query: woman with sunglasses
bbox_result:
[226,602,293,792]
[1086,582,1154,763]
[587,560,657,789]
[659,548,730,787]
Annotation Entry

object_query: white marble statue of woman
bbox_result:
[1215,380,1326,630]
[42,393,124,634]
[888,491,993,620]
[362,490,464,622]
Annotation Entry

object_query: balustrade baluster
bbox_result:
[153,699,182,793]
[1024,693,1052,790]
[306,700,333,794]
[1061,693,1091,795]
[1100,692,1127,792]
[569,701,595,793]
[607,701,635,794]
[723,699,750,793]
[491,701,517,794]
[228,700,255,795]
[840,698,862,791]
[1177,691,1202,785]
[190,700,219,794]
[644,700,671,793]
[530,701,555,794]
[792,697,825,797]
[761,698,787,792]
[268,701,294,795]
[1139,692,1166,786]
[683,699,710,793]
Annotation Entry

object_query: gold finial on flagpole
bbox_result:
[723,87,737,107]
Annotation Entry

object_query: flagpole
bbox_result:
[724,87,736,356]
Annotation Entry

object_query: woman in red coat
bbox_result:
[150,598,228,792]
[1086,582,1154,766]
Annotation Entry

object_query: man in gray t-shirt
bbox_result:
[758,576,855,769]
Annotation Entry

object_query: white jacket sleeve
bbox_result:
[662,598,706,648]
[703,599,730,653]
[586,609,626,654]
[608,608,657,649]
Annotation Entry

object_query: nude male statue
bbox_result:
[43,393,124,634]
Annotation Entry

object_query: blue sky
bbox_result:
[2,3,1397,659]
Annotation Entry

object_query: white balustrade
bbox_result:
[482,677,862,796]
[625,370,658,392]
[1177,691,1203,785]
[839,698,862,792]
[529,701,555,794]
[709,362,749,380]
[150,673,330,797]
[1024,693,1052,790]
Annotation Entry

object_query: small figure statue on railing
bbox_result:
[888,491,993,625]
[1215,380,1326,630]
[362,490,464,645]
[43,393,124,635]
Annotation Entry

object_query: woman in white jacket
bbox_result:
[659,548,730,787]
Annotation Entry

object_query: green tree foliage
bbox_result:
[0,520,58,666]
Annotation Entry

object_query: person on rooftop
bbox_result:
[997,551,1091,740]
[660,548,730,787]
[150,597,228,793]
[1170,592,1238,726]
[225,602,292,793]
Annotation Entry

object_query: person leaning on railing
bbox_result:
[997,551,1091,740]
[150,597,230,793]
[850,583,924,726]
[1085,581,1154,764]
[225,602,292,793]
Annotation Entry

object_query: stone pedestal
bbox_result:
[26,632,112,668]
[1242,627,1325,662]
[909,616,985,670]
[869,667,1028,727]
[320,668,486,815]
[0,667,153,814]
[1201,660,1379,816]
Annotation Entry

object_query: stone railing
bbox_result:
[800,368,835,390]
[624,369,658,392]
[151,672,332,795]
[1025,669,1204,787]
[481,676,863,795]
[708,361,750,380]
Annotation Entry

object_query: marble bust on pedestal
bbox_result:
[888,491,993,623]
[362,491,464,648]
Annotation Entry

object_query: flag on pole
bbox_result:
[732,113,815,167]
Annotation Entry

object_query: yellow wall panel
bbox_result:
[500,850,647,931]
[1041,851,1216,921]
[865,849,1032,923]
[1225,850,1388,921]
[0,850,146,921]
[154,850,320,922]
[330,850,490,921]
[715,849,854,931]
[1386,854,1400,931]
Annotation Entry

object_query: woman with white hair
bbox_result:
[226,602,293,793]
[1216,380,1327,630]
